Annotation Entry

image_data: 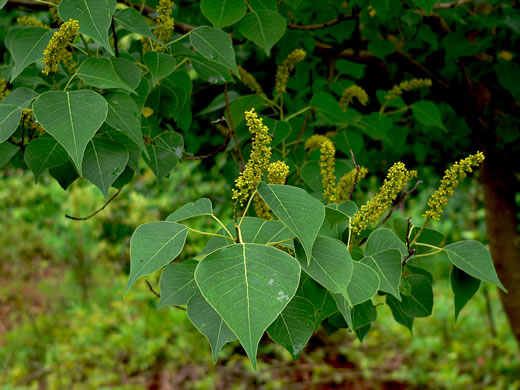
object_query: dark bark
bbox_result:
[481,150,520,345]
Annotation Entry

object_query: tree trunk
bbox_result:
[481,152,520,344]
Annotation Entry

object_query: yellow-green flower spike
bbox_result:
[335,167,368,203]
[423,152,485,220]
[0,79,9,102]
[42,19,80,75]
[275,49,306,93]
[254,161,290,219]
[154,0,175,45]
[351,162,417,235]
[232,109,272,206]
[238,65,263,94]
[17,16,50,29]
[339,85,369,111]
[385,78,432,100]
[305,134,336,203]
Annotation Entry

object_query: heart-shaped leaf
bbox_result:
[267,296,315,359]
[159,260,199,307]
[77,58,134,91]
[365,228,407,257]
[361,248,402,300]
[0,142,20,167]
[236,10,287,56]
[257,182,325,264]
[126,221,189,295]
[24,134,69,182]
[201,0,247,28]
[187,294,237,363]
[400,275,433,318]
[58,0,117,55]
[347,261,380,305]
[0,87,39,143]
[114,8,159,43]
[144,52,177,87]
[190,26,239,75]
[195,243,300,368]
[82,136,129,199]
[166,198,213,223]
[33,90,108,174]
[450,266,481,322]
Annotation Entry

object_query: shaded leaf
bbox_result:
[361,249,402,300]
[236,10,287,56]
[159,260,199,307]
[386,295,413,333]
[400,275,433,318]
[301,277,338,329]
[0,88,39,143]
[450,266,481,322]
[24,134,68,182]
[411,100,447,132]
[201,0,247,28]
[0,142,20,167]
[190,26,239,74]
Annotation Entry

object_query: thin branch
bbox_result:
[402,217,416,266]
[348,150,361,200]
[145,280,160,298]
[65,189,122,221]
[224,83,245,169]
[288,14,353,30]
[183,117,231,160]
[292,107,315,154]
[111,18,119,57]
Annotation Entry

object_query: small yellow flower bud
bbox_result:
[238,65,263,94]
[232,109,272,206]
[351,162,417,235]
[275,49,306,93]
[339,85,368,111]
[0,79,10,102]
[335,167,368,203]
[42,19,80,75]
[254,161,290,219]
[305,134,336,203]
[423,152,485,220]
[155,0,175,44]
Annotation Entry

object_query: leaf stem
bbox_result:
[414,249,444,258]
[267,238,294,247]
[238,190,257,229]
[63,72,77,91]
[188,227,235,241]
[284,106,311,121]
[211,214,234,239]
[164,32,191,47]
[174,57,188,70]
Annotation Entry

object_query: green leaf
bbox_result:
[114,8,159,43]
[0,142,20,167]
[190,26,239,75]
[267,296,315,359]
[0,88,39,143]
[310,92,351,125]
[82,137,129,199]
[495,61,520,101]
[332,293,353,329]
[187,295,237,363]
[158,260,199,307]
[325,201,358,226]
[144,52,177,87]
[257,182,325,264]
[351,300,377,330]
[295,236,353,300]
[361,248,402,300]
[300,277,338,329]
[195,243,300,368]
[264,118,291,148]
[411,100,447,132]
[225,94,264,128]
[444,240,505,291]
[58,0,117,55]
[236,10,287,56]
[105,92,148,156]
[386,295,413,333]
[413,0,436,14]
[104,128,141,172]
[0,0,7,8]
[126,221,189,295]
[5,27,53,82]
[248,0,277,11]
[400,275,433,318]
[365,228,407,257]
[450,266,481,322]
[143,132,182,179]
[49,160,79,190]
[77,58,134,92]
[33,90,108,174]
[201,0,247,28]
[111,58,141,90]
[166,198,213,222]
[24,135,69,183]
[347,261,380,305]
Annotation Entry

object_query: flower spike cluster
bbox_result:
[0,79,9,102]
[238,65,263,95]
[351,162,417,235]
[385,78,432,100]
[305,134,336,203]
[42,19,80,75]
[335,167,368,203]
[254,161,290,219]
[339,85,369,111]
[423,152,485,220]
[17,16,49,29]
[155,0,175,44]
[275,49,306,93]
[232,109,272,206]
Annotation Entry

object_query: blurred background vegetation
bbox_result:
[1,162,518,389]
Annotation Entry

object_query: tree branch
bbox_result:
[183,117,231,160]
[292,107,315,154]
[288,14,354,30]
[65,189,122,221]
[349,150,361,200]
